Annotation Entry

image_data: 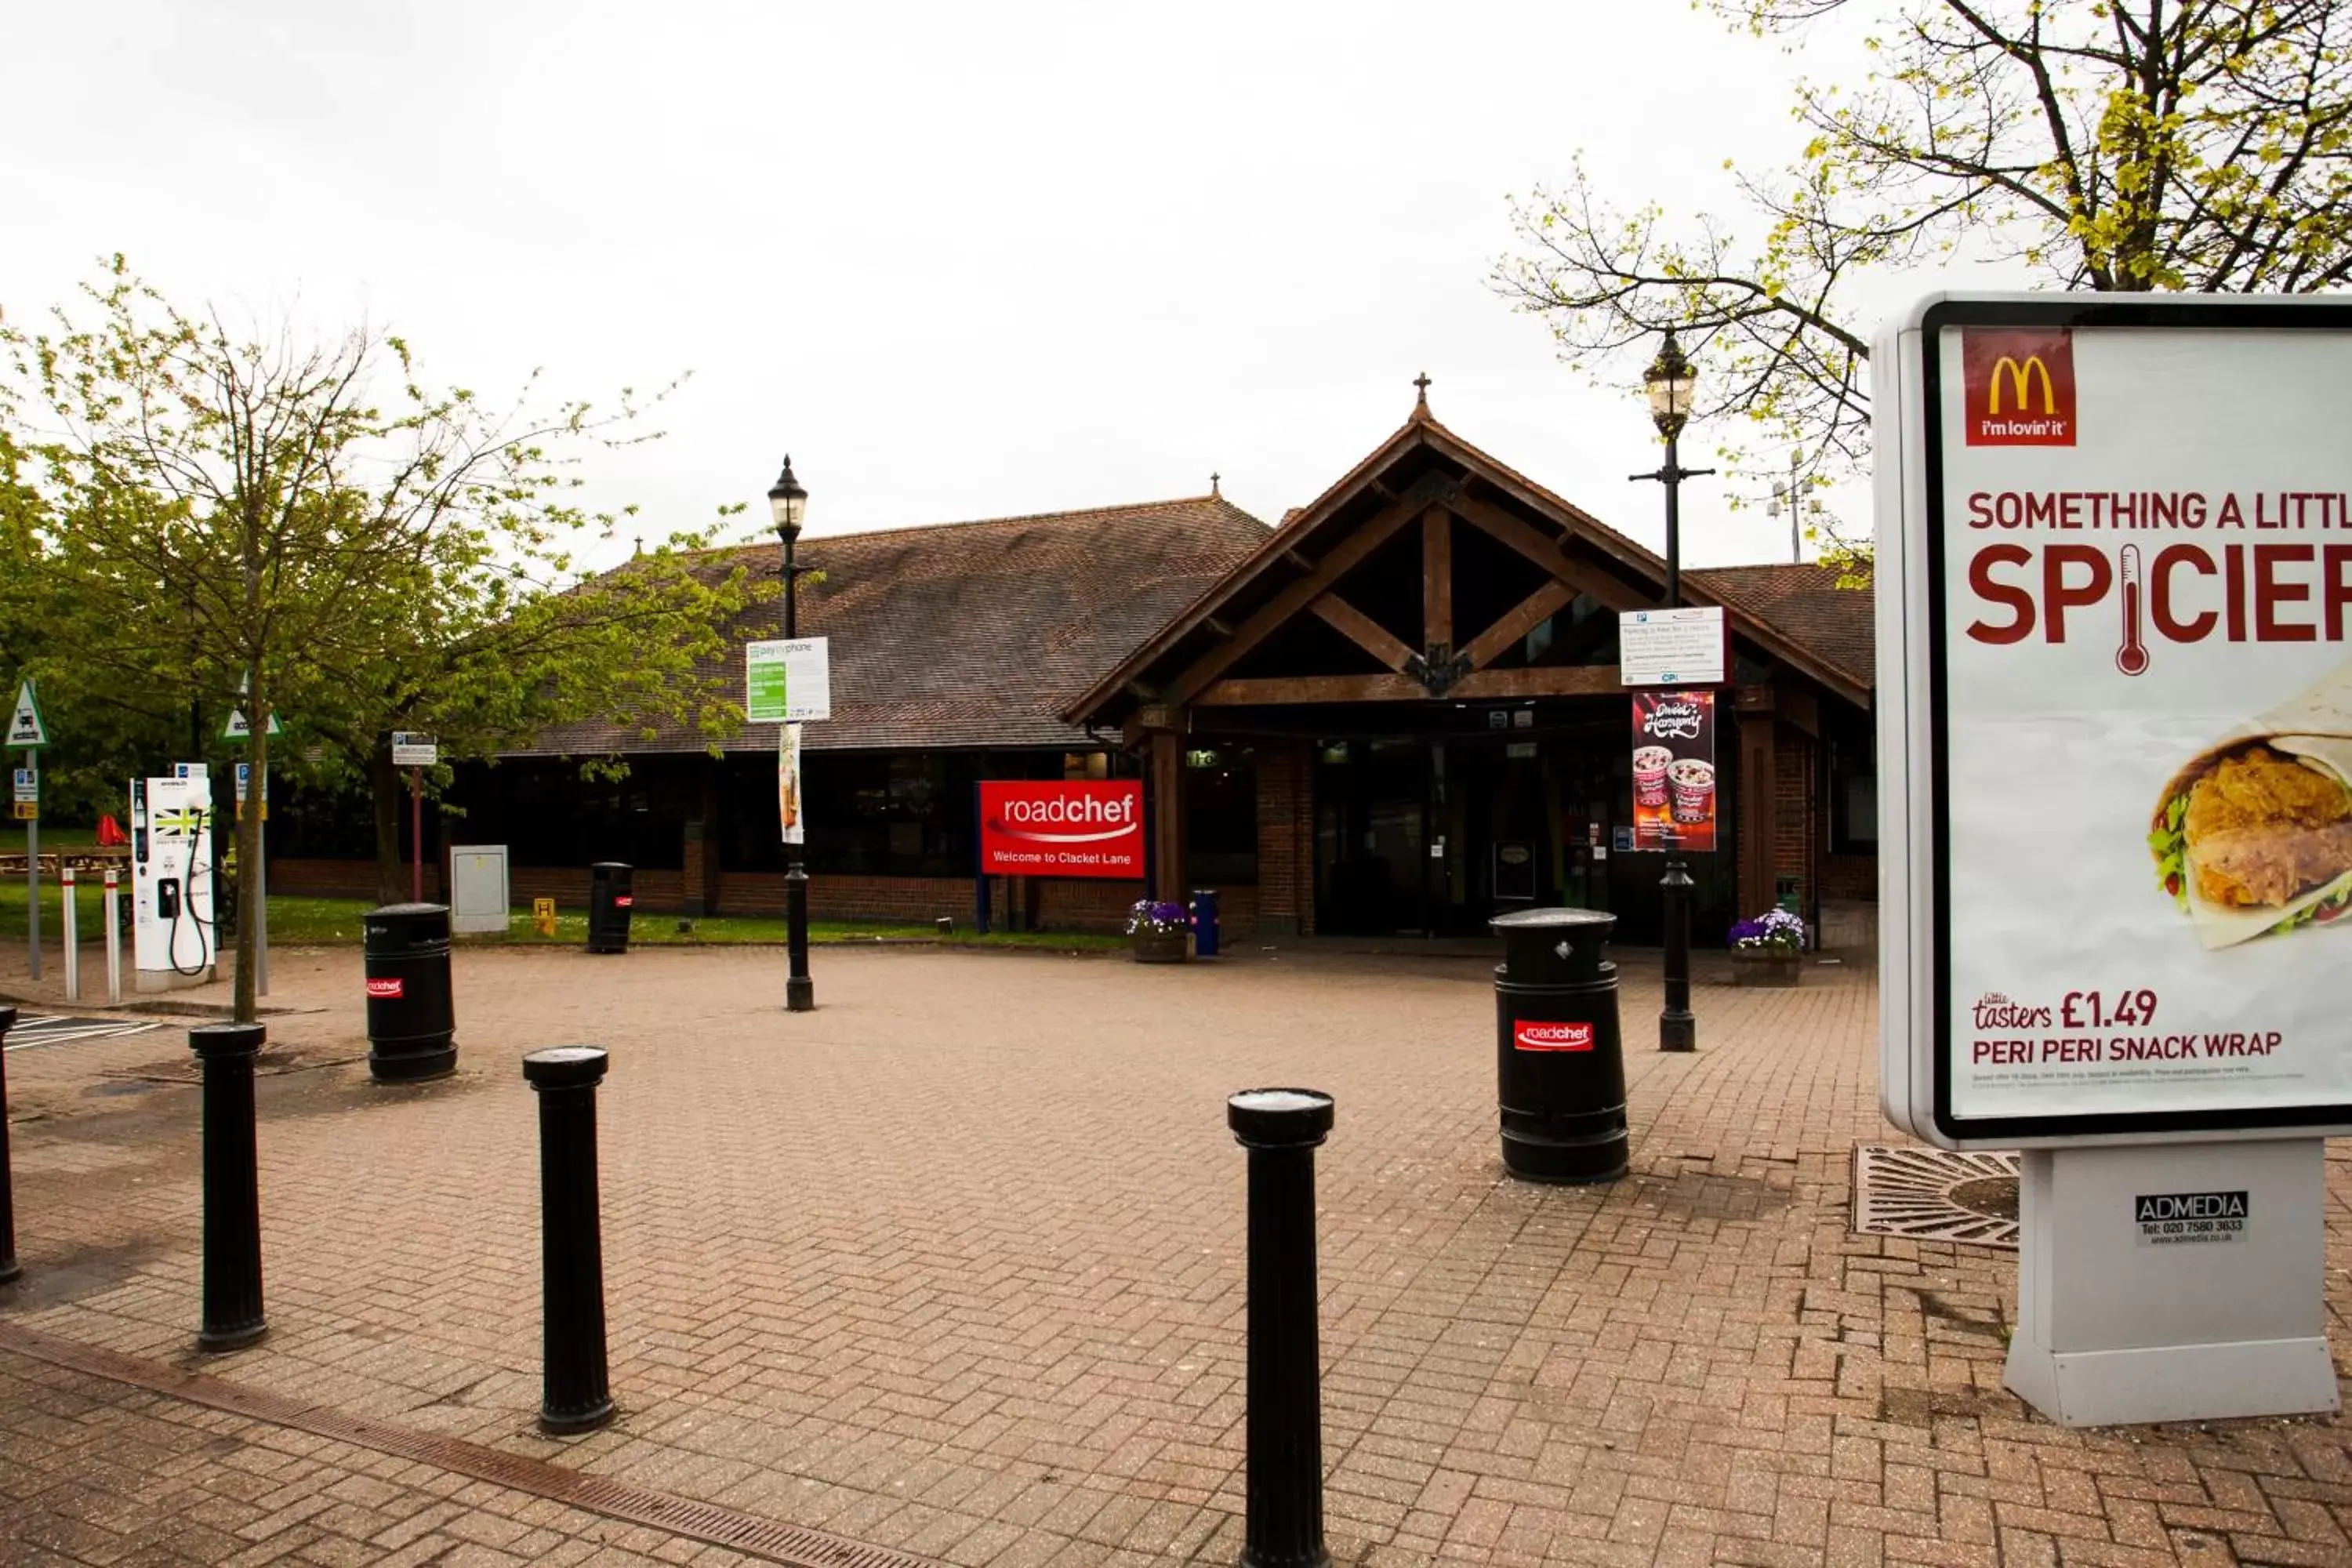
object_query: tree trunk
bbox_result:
[233,674,266,1024]
[369,743,405,907]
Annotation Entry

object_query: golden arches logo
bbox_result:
[1987,355,2059,416]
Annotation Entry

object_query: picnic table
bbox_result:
[0,844,132,877]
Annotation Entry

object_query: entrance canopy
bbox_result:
[1065,386,1875,931]
[1067,389,1866,736]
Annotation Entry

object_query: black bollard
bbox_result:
[0,1006,19,1286]
[523,1047,614,1434]
[1227,1088,1335,1568]
[191,1023,267,1351]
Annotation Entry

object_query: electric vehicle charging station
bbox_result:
[130,770,217,992]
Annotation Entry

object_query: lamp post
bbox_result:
[1630,331,1713,1053]
[1766,447,1820,564]
[768,456,815,1014]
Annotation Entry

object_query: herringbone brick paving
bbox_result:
[2,942,2350,1564]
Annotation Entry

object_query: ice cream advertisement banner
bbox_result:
[978,781,1143,878]
[1888,296,2352,1141]
[1629,691,1716,852]
[778,723,804,846]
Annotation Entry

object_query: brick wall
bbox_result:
[271,856,1259,938]
[512,866,685,912]
[1254,742,1314,938]
[271,858,399,902]
[681,832,710,916]
[1036,877,1145,931]
[1822,852,1875,901]
[1773,729,1820,936]
[719,873,976,924]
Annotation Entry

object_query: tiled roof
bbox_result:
[506,495,1272,757]
[1687,563,1875,694]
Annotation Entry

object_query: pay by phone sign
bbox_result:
[746,638,832,724]
[978,781,1142,877]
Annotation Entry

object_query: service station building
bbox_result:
[273,397,1878,947]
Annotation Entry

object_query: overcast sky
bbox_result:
[9,1,1955,576]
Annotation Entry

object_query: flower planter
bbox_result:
[1131,931,1189,964]
[1730,947,1802,987]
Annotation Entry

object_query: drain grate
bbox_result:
[0,1322,942,1568]
[1853,1144,2020,1249]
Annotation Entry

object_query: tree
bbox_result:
[299,539,759,906]
[1497,0,2352,556]
[2,259,760,1019]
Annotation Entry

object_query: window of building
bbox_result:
[1186,745,1258,885]
[1827,737,1877,853]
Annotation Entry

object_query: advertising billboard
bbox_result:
[1629,690,1717,852]
[1876,294,2352,1146]
[978,781,1144,878]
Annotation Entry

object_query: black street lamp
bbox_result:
[1631,331,1713,1053]
[768,456,815,1014]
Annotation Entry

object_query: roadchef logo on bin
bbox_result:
[1514,1021,1594,1052]
[615,895,633,908]
[365,978,404,1000]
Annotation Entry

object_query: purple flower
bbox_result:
[1127,898,1192,936]
[1728,908,1806,951]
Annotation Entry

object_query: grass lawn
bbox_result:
[0,875,1127,953]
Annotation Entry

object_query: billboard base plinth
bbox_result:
[2005,1139,2337,1428]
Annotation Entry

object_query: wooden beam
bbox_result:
[1164,473,1457,705]
[1422,507,1452,649]
[1458,579,1575,672]
[1449,666,1627,699]
[1309,594,1416,672]
[1451,493,1650,612]
[1149,731,1185,903]
[1195,673,1426,706]
[1284,549,1316,572]
[1195,665,1627,705]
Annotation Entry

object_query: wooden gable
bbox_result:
[1065,397,1867,736]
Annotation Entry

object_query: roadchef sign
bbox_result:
[1513,1021,1595,1052]
[1877,293,2352,1146]
[978,781,1143,878]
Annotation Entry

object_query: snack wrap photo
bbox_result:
[2148,662,2352,949]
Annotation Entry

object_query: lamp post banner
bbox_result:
[1878,294,2352,1145]
[778,723,804,846]
[978,781,1143,878]
[1629,691,1715,852]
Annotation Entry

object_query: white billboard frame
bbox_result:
[1875,291,2352,1151]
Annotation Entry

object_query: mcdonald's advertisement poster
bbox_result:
[1629,691,1715,853]
[1935,318,2352,1126]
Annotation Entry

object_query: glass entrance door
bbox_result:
[1313,740,1430,935]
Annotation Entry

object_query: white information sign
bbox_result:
[1617,608,1727,686]
[11,768,34,804]
[746,637,833,724]
[391,731,439,768]
[1876,293,2352,1147]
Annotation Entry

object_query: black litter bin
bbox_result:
[586,862,633,955]
[363,902,456,1083]
[1490,907,1627,1184]
[1189,888,1221,958]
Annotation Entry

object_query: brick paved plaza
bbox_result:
[2,942,2351,1566]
